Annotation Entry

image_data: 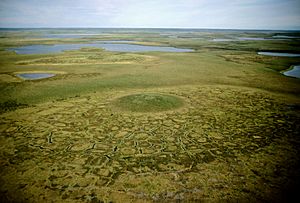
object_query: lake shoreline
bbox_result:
[281,65,300,79]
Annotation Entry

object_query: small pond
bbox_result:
[97,40,135,43]
[257,52,300,57]
[283,65,300,79]
[237,37,270,41]
[16,73,56,80]
[211,38,235,42]
[212,37,274,42]
[8,41,193,54]
[272,35,300,39]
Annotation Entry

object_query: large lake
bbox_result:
[8,42,193,54]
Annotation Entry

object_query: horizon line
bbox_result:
[0,27,300,31]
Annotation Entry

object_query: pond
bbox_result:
[211,38,235,42]
[283,65,300,79]
[8,41,193,54]
[237,37,270,41]
[257,52,300,57]
[212,37,275,42]
[41,34,101,38]
[272,35,300,39]
[97,40,135,43]
[16,73,56,80]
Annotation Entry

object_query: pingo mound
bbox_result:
[114,93,184,112]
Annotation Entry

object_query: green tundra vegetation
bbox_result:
[0,28,300,202]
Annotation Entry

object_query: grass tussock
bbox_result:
[15,48,154,65]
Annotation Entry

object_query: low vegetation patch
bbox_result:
[0,100,28,113]
[113,93,184,112]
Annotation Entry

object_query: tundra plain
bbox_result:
[1,28,300,202]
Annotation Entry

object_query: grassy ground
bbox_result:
[0,29,300,202]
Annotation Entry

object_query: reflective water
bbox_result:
[42,34,101,38]
[237,37,269,41]
[9,42,193,54]
[283,65,300,79]
[258,52,300,57]
[16,73,56,80]
[96,40,136,43]
[212,37,273,42]
[272,35,300,39]
[211,38,235,42]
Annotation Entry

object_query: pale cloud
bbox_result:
[0,0,299,29]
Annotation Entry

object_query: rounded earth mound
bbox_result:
[113,93,184,112]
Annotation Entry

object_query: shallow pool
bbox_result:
[272,35,300,39]
[211,38,235,42]
[8,41,193,54]
[237,37,269,41]
[16,73,56,80]
[257,52,300,57]
[283,65,300,79]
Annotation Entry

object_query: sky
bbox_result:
[0,0,300,30]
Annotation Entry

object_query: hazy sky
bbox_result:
[0,0,300,29]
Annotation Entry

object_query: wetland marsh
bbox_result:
[1,28,300,202]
